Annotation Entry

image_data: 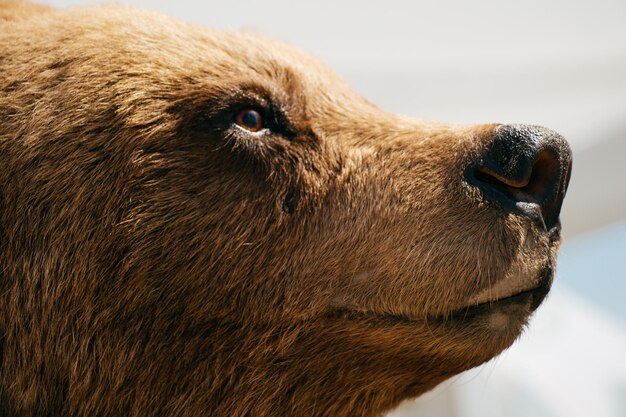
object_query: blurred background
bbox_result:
[43,0,626,415]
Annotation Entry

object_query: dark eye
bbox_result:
[234,109,264,132]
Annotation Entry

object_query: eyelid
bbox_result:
[231,100,294,139]
[232,120,269,136]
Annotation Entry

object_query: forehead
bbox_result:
[89,7,345,90]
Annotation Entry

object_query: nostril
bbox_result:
[473,145,562,230]
[473,149,560,206]
[523,149,561,204]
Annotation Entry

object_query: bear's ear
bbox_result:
[0,0,54,22]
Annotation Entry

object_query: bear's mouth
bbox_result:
[329,267,552,325]
[447,272,551,320]
[436,266,553,320]
[463,265,553,309]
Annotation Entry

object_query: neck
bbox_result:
[172,315,497,417]
[1,313,504,417]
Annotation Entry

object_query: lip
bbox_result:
[328,267,554,326]
[466,264,553,306]
[452,267,553,318]
[329,270,552,326]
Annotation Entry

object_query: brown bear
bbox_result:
[0,1,572,416]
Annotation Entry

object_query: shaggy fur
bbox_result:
[0,2,570,416]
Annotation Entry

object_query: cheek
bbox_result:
[308,154,525,317]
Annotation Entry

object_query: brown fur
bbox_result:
[0,2,565,416]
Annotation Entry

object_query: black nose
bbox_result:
[466,124,572,231]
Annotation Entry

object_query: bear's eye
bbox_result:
[234,109,264,133]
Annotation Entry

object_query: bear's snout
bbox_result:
[466,124,572,231]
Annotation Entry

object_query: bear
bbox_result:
[0,1,572,416]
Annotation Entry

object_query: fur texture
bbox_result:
[0,2,567,416]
